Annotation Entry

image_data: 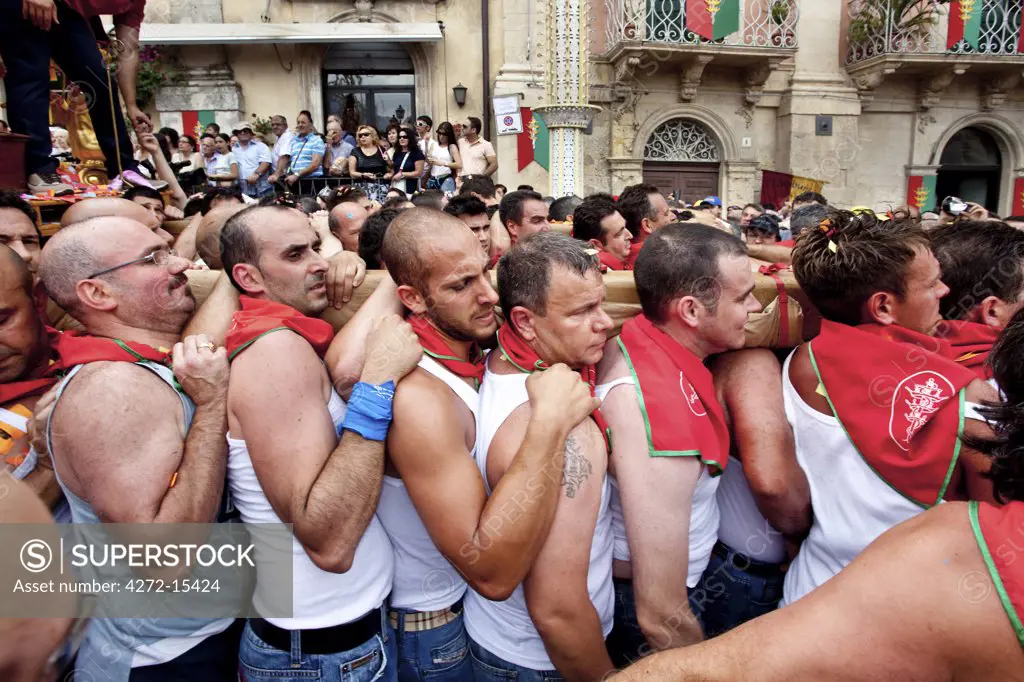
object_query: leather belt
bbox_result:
[388,600,463,633]
[250,607,382,655]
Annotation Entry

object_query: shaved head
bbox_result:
[381,208,481,293]
[197,204,244,270]
[60,197,174,246]
[328,201,368,253]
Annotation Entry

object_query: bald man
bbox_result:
[39,216,243,681]
[60,197,175,247]
[329,201,368,253]
[0,474,77,682]
[196,204,245,271]
[376,209,598,680]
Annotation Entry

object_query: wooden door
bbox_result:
[643,162,720,204]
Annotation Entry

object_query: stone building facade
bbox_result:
[12,0,1018,212]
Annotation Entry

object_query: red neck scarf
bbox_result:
[810,320,976,506]
[51,330,171,368]
[597,250,630,272]
[408,314,485,385]
[496,322,611,453]
[970,501,1024,649]
[226,296,335,360]
[617,315,729,475]
[936,319,999,381]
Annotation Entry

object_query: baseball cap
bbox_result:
[702,195,722,207]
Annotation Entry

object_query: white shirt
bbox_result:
[271,129,295,168]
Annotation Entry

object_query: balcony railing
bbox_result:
[847,0,1023,65]
[602,0,799,52]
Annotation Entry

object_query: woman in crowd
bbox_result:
[348,125,391,203]
[426,121,461,193]
[389,125,425,197]
[384,123,400,161]
[205,132,239,187]
[172,135,201,173]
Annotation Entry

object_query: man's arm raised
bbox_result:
[52,335,229,524]
[388,364,600,600]
[601,373,704,651]
[230,315,420,572]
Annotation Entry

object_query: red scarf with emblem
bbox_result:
[617,315,729,475]
[408,314,485,385]
[970,501,1024,648]
[225,296,335,360]
[597,250,630,272]
[937,319,999,382]
[811,320,976,506]
[626,240,643,269]
[496,322,611,453]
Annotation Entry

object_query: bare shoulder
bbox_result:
[965,377,999,404]
[230,330,326,390]
[393,367,466,427]
[596,337,629,383]
[57,362,182,426]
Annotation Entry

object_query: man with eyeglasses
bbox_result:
[37,216,245,681]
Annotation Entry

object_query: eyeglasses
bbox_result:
[399,135,409,140]
[87,248,178,279]
[358,132,371,138]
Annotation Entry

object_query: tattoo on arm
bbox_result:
[561,436,592,499]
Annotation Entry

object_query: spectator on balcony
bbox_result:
[232,123,273,199]
[425,121,462,193]
[269,110,325,192]
[269,115,295,171]
[348,125,392,205]
[205,134,239,188]
[173,135,202,174]
[204,122,221,136]
[324,119,355,178]
[389,126,426,197]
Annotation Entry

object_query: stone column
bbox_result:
[533,0,600,197]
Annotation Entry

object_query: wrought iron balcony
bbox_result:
[600,0,799,55]
[846,0,1023,64]
[844,0,1024,108]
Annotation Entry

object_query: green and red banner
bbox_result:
[687,0,740,41]
[181,110,217,139]
[947,0,982,50]
[907,175,938,211]
[517,107,549,172]
[1012,177,1024,217]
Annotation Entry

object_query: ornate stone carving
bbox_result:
[644,118,720,162]
[614,55,640,83]
[982,73,1022,111]
[354,0,374,23]
[679,55,715,103]
[919,67,965,111]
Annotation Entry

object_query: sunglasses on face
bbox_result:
[358,132,371,137]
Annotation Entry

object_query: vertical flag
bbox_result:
[1012,177,1024,217]
[181,110,217,139]
[760,170,794,209]
[947,0,982,50]
[516,107,549,172]
[686,0,741,41]
[906,175,938,211]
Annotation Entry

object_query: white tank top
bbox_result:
[596,377,721,587]
[377,356,476,611]
[227,388,395,629]
[780,350,927,606]
[716,455,787,564]
[465,367,614,671]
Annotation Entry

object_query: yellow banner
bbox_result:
[789,176,826,201]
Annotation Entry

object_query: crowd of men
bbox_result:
[0,169,1022,682]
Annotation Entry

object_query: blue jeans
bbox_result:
[693,542,785,638]
[606,578,703,667]
[238,618,397,682]
[0,0,137,177]
[469,641,563,682]
[391,608,472,682]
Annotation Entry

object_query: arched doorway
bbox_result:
[936,127,1002,210]
[321,42,416,133]
[642,118,721,202]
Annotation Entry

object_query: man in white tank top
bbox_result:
[219,205,422,682]
[39,217,242,680]
[468,231,616,681]
[782,209,1000,606]
[599,225,762,664]
[697,348,810,636]
[368,209,600,681]
[930,219,1024,389]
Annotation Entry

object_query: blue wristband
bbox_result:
[341,380,396,441]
